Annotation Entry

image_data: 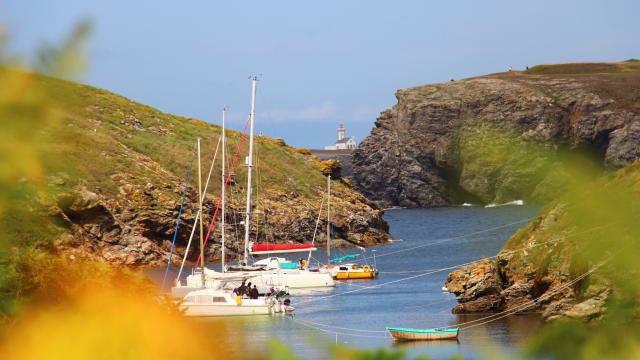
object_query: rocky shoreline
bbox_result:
[50,172,389,266]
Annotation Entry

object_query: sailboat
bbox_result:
[174,136,294,316]
[178,78,334,292]
[228,77,334,289]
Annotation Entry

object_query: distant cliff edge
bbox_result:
[353,61,640,208]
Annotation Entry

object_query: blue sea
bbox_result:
[162,205,543,359]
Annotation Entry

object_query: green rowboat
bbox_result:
[386,327,459,341]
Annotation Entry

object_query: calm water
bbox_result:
[161,205,543,359]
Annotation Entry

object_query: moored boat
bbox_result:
[323,175,379,281]
[329,263,377,280]
[171,79,335,296]
[180,286,294,317]
[386,327,459,341]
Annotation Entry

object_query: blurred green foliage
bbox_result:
[35,19,91,81]
[458,126,640,359]
[1,16,639,360]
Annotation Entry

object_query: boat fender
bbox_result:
[235,295,242,306]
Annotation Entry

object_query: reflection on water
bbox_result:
[158,206,543,359]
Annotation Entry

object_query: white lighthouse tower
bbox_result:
[324,123,357,150]
[337,123,345,141]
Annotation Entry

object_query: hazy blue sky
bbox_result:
[4,1,639,148]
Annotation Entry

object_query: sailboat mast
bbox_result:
[327,175,331,260]
[197,138,205,287]
[221,106,227,272]
[243,77,258,265]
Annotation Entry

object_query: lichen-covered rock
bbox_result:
[54,175,389,266]
[443,192,629,321]
[445,259,505,313]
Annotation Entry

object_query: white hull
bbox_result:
[182,268,335,293]
[248,269,335,289]
[179,288,291,317]
[182,303,270,317]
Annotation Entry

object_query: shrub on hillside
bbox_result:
[319,159,341,179]
[295,147,311,156]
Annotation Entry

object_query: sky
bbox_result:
[3,1,640,148]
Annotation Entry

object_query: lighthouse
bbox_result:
[337,123,345,141]
[324,123,357,150]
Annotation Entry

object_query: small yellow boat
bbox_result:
[329,263,378,280]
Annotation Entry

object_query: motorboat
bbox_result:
[328,263,377,280]
[179,280,294,317]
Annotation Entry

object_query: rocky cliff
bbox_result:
[10,70,389,266]
[353,61,640,208]
[445,161,640,320]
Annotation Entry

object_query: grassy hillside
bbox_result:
[2,68,376,247]
[0,67,388,315]
[37,71,330,200]
[507,59,640,111]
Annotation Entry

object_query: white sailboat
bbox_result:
[184,77,334,291]
[227,77,334,289]
[175,136,294,316]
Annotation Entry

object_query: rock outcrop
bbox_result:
[444,161,640,320]
[353,61,640,208]
[310,149,355,179]
[444,204,609,321]
[51,175,387,266]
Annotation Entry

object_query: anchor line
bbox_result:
[175,136,222,282]
[290,262,604,338]
[297,223,611,307]
[291,318,391,338]
[360,218,532,263]
[292,297,457,334]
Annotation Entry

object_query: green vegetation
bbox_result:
[524,62,626,75]
[32,72,334,200]
[464,126,640,359]
[319,159,342,178]
[519,61,640,111]
[0,20,354,321]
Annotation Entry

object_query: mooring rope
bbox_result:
[455,261,605,330]
[290,261,603,339]
[297,222,610,307]
[291,318,391,339]
[161,147,196,291]
[361,218,532,263]
[174,137,222,283]
[194,116,250,269]
[288,222,612,339]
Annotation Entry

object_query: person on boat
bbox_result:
[234,280,246,296]
[245,282,252,297]
[249,285,259,299]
